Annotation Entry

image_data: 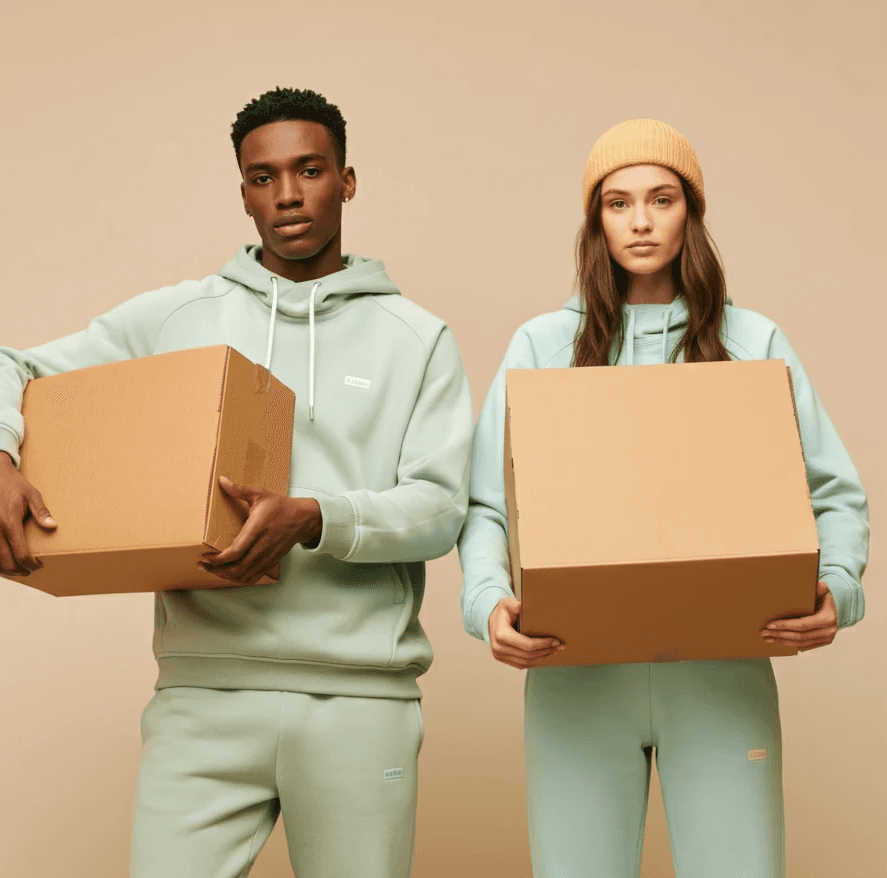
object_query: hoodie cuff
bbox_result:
[0,426,20,468]
[819,570,861,630]
[470,585,514,645]
[303,493,357,560]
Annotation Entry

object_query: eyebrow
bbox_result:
[243,153,328,174]
[601,183,682,198]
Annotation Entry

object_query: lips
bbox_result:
[628,241,658,248]
[273,214,311,229]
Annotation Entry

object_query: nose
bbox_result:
[275,172,303,209]
[630,203,653,232]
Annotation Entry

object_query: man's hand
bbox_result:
[0,451,57,576]
[761,581,838,652]
[488,597,564,669]
[199,477,322,586]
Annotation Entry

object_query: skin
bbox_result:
[600,164,687,305]
[0,118,358,586]
[238,119,356,283]
[487,163,837,669]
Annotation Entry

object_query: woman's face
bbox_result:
[599,164,687,279]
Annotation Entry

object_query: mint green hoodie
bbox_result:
[458,295,868,643]
[0,246,473,698]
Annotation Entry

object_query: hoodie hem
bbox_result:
[155,655,423,699]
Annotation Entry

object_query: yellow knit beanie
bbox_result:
[581,119,705,215]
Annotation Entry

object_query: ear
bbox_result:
[341,166,356,203]
[240,181,250,217]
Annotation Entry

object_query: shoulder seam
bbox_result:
[368,296,442,353]
[153,280,240,349]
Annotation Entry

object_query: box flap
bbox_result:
[503,397,523,602]
[203,347,295,550]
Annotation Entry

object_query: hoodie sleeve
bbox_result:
[768,326,869,629]
[304,325,473,564]
[456,326,548,644]
[0,286,191,466]
[456,356,515,644]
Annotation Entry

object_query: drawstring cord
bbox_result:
[266,276,321,422]
[624,309,636,365]
[265,276,279,370]
[308,281,320,421]
[621,305,673,365]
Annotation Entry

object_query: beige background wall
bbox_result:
[0,1,883,876]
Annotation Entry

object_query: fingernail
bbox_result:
[44,517,57,526]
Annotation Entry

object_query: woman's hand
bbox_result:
[488,597,565,669]
[761,581,838,652]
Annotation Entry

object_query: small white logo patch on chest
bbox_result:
[384,767,403,781]
[344,375,371,389]
[747,748,767,761]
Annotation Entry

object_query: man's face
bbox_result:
[239,120,356,281]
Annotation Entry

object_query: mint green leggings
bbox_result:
[524,658,785,878]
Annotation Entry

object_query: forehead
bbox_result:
[239,119,336,168]
[602,164,682,192]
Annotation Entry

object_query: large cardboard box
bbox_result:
[5,346,295,596]
[504,359,819,666]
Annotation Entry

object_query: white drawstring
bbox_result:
[661,308,671,364]
[308,281,320,421]
[624,309,636,365]
[265,276,279,370]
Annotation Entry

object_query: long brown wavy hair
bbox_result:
[572,179,730,367]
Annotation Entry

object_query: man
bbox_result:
[0,87,473,878]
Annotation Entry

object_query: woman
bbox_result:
[457,119,869,878]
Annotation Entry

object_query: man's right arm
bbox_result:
[0,285,185,465]
[0,284,187,573]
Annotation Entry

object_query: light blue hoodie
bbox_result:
[458,295,869,643]
[0,246,473,698]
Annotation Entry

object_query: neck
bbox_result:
[624,267,677,305]
[261,233,345,283]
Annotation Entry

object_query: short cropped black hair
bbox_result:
[231,87,347,168]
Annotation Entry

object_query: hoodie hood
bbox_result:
[219,245,400,318]
[562,294,733,364]
[220,245,400,420]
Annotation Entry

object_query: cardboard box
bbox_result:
[5,346,295,596]
[504,359,819,666]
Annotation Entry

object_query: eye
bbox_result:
[610,200,627,209]
[252,174,272,185]
[654,196,672,206]
[303,167,321,178]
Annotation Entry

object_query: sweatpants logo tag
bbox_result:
[344,376,371,389]
[384,768,404,781]
[748,748,767,761]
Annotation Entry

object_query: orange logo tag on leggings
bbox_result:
[748,749,767,761]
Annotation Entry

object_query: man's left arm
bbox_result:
[202,326,473,583]
[308,325,473,564]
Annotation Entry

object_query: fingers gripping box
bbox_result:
[5,346,295,596]
[504,360,819,666]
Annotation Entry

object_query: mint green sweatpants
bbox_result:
[130,688,424,878]
[524,658,785,878]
